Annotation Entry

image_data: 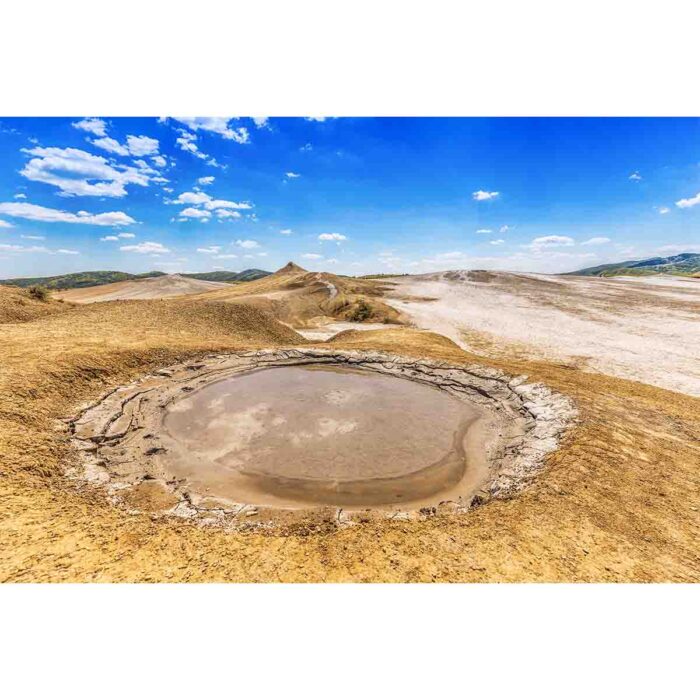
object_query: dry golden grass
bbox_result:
[0,293,698,582]
[0,284,70,324]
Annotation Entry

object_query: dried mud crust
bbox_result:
[64,348,577,528]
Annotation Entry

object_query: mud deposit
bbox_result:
[163,365,486,508]
[68,349,577,526]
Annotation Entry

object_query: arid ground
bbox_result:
[0,264,698,582]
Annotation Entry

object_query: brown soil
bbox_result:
[0,282,698,582]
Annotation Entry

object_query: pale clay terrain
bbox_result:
[55,274,228,303]
[383,271,700,397]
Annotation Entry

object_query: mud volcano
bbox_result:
[69,349,577,524]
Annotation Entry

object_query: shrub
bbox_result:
[27,285,49,302]
[348,299,372,322]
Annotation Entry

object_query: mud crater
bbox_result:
[65,349,577,528]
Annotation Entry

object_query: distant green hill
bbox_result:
[565,252,700,277]
[0,270,166,290]
[181,269,271,283]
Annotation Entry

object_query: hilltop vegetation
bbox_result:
[566,252,700,277]
[0,268,271,290]
[0,270,166,290]
[181,269,271,283]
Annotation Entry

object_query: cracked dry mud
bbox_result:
[67,348,577,528]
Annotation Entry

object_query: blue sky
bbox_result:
[0,116,698,278]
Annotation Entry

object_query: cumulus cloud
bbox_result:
[72,117,107,136]
[172,118,250,144]
[318,232,347,243]
[252,117,270,129]
[0,202,135,226]
[581,237,611,246]
[14,193,27,199]
[676,192,700,209]
[0,219,14,228]
[473,190,499,201]
[279,228,293,235]
[126,135,159,156]
[499,225,511,233]
[198,176,215,186]
[285,172,301,179]
[527,235,575,250]
[170,190,252,221]
[20,146,150,197]
[152,155,167,168]
[91,134,160,158]
[179,207,211,220]
[629,172,642,181]
[235,239,259,249]
[300,143,313,152]
[657,206,670,214]
[120,241,170,254]
[100,235,119,241]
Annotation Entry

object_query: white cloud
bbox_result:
[20,146,149,197]
[305,117,331,122]
[280,228,293,235]
[174,130,221,167]
[126,135,159,156]
[528,235,575,250]
[473,190,499,201]
[214,209,241,219]
[285,171,301,179]
[13,193,27,199]
[499,225,511,234]
[0,202,135,226]
[236,239,259,249]
[213,253,238,259]
[72,118,107,137]
[0,219,13,228]
[301,253,323,259]
[300,143,313,152]
[117,232,135,238]
[91,137,129,156]
[100,235,119,241]
[318,232,347,242]
[197,246,221,254]
[198,176,215,186]
[581,237,611,246]
[120,241,170,254]
[173,118,250,144]
[152,155,167,168]
[0,243,79,255]
[179,207,211,220]
[629,172,642,181]
[475,229,492,234]
[173,191,211,205]
[657,206,670,215]
[490,239,505,246]
[252,117,270,129]
[325,258,339,264]
[21,234,45,240]
[676,192,700,209]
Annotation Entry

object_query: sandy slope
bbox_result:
[54,274,229,303]
[384,271,700,397]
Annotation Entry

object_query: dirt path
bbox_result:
[384,272,700,397]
